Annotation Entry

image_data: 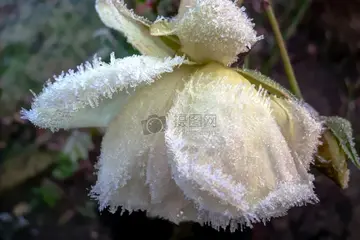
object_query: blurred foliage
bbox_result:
[0,151,57,193]
[31,179,63,208]
[0,0,140,196]
[52,130,94,180]
[0,0,137,115]
[0,0,179,197]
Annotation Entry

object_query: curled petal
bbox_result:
[173,0,262,65]
[21,54,185,131]
[90,66,200,223]
[96,0,174,57]
[165,66,317,230]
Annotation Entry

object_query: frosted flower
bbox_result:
[173,0,262,65]
[21,0,323,231]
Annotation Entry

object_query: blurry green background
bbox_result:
[1,0,360,239]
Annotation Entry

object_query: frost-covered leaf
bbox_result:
[324,116,360,169]
[236,68,295,98]
[316,130,350,189]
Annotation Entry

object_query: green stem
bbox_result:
[262,0,311,74]
[243,56,250,69]
[236,0,244,6]
[236,0,248,67]
[263,0,303,99]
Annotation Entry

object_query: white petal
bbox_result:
[96,0,174,57]
[173,0,262,65]
[90,66,200,223]
[270,97,323,171]
[21,54,185,131]
[165,68,317,230]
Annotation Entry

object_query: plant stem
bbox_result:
[263,0,303,98]
[244,55,250,69]
[262,0,311,75]
[236,0,244,6]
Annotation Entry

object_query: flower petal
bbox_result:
[165,65,318,230]
[21,54,185,131]
[90,66,200,223]
[96,0,174,57]
[270,97,323,171]
[173,0,262,65]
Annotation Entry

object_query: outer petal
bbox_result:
[270,97,323,172]
[96,0,174,57]
[165,65,318,230]
[173,0,262,66]
[21,54,185,131]
[90,65,200,224]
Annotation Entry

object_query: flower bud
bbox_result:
[173,0,262,66]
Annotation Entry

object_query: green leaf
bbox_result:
[32,179,63,208]
[52,153,79,180]
[315,130,349,189]
[236,68,295,99]
[324,116,360,169]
